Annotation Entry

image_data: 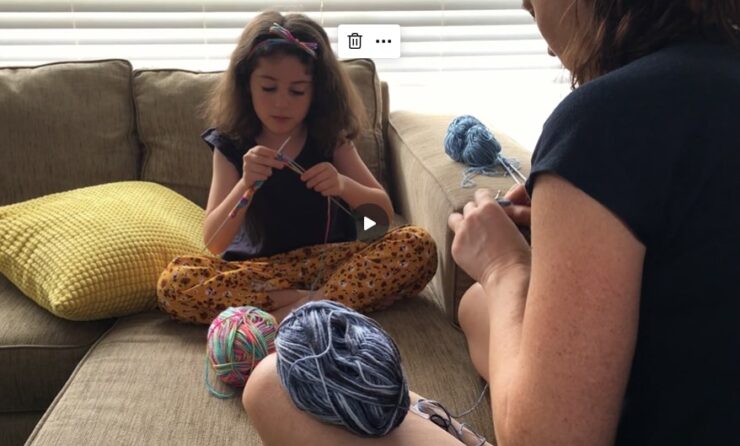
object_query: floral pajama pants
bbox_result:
[156,225,438,325]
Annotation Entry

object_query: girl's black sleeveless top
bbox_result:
[203,128,357,260]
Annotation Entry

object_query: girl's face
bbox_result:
[524,0,583,68]
[249,55,313,137]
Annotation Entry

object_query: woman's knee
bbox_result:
[242,354,282,424]
[458,283,486,335]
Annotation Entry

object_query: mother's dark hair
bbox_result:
[564,0,739,86]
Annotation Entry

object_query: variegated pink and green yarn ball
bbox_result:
[206,306,277,397]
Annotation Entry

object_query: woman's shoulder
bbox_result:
[555,41,737,119]
[543,41,738,144]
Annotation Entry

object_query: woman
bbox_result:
[244,1,740,444]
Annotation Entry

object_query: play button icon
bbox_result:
[363,216,376,231]
[353,203,389,242]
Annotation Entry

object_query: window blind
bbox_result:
[0,0,558,73]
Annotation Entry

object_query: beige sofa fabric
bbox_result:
[388,111,532,322]
[0,276,114,445]
[26,294,493,445]
[134,69,218,208]
[0,60,139,206]
[341,59,388,190]
[133,58,389,209]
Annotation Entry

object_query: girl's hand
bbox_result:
[242,145,284,188]
[448,188,530,284]
[301,162,346,197]
[502,183,532,227]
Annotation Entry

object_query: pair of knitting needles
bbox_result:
[204,136,293,251]
[227,136,293,218]
[492,156,527,207]
[497,155,527,185]
[275,151,354,218]
[204,135,355,252]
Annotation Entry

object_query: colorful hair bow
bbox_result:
[251,22,319,59]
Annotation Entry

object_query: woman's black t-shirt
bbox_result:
[202,129,357,260]
[526,40,740,444]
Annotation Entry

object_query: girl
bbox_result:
[156,11,437,325]
[243,1,740,445]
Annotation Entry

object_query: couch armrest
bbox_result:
[387,111,532,324]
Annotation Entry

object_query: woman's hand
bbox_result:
[502,184,531,227]
[301,162,346,197]
[242,145,284,188]
[448,188,531,284]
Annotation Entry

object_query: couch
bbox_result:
[0,58,530,445]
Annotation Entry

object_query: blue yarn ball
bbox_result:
[444,115,502,167]
[275,301,409,437]
[444,115,480,162]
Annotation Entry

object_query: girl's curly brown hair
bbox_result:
[206,11,366,156]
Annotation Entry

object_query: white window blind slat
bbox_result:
[1,25,541,45]
[0,0,523,12]
[0,1,554,74]
[0,11,534,28]
[1,41,551,63]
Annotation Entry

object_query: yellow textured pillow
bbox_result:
[0,181,205,320]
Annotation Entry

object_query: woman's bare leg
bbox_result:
[243,354,478,446]
[458,283,491,381]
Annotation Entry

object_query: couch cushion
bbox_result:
[388,111,532,322]
[0,411,43,446]
[342,59,387,190]
[133,58,387,208]
[0,60,138,206]
[0,275,114,441]
[0,181,205,321]
[26,295,493,445]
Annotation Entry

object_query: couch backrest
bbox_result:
[0,60,140,205]
[0,58,388,208]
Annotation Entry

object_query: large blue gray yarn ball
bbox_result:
[275,300,409,437]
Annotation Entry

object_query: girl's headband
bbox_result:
[251,23,319,59]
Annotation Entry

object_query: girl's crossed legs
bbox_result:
[156,225,437,324]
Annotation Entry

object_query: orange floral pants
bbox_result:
[156,225,437,324]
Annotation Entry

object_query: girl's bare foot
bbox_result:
[377,293,404,310]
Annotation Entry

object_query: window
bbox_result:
[0,1,571,149]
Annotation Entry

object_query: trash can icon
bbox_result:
[348,33,362,49]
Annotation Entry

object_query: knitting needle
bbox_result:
[497,155,527,185]
[204,136,292,251]
[228,136,293,218]
[276,152,354,217]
